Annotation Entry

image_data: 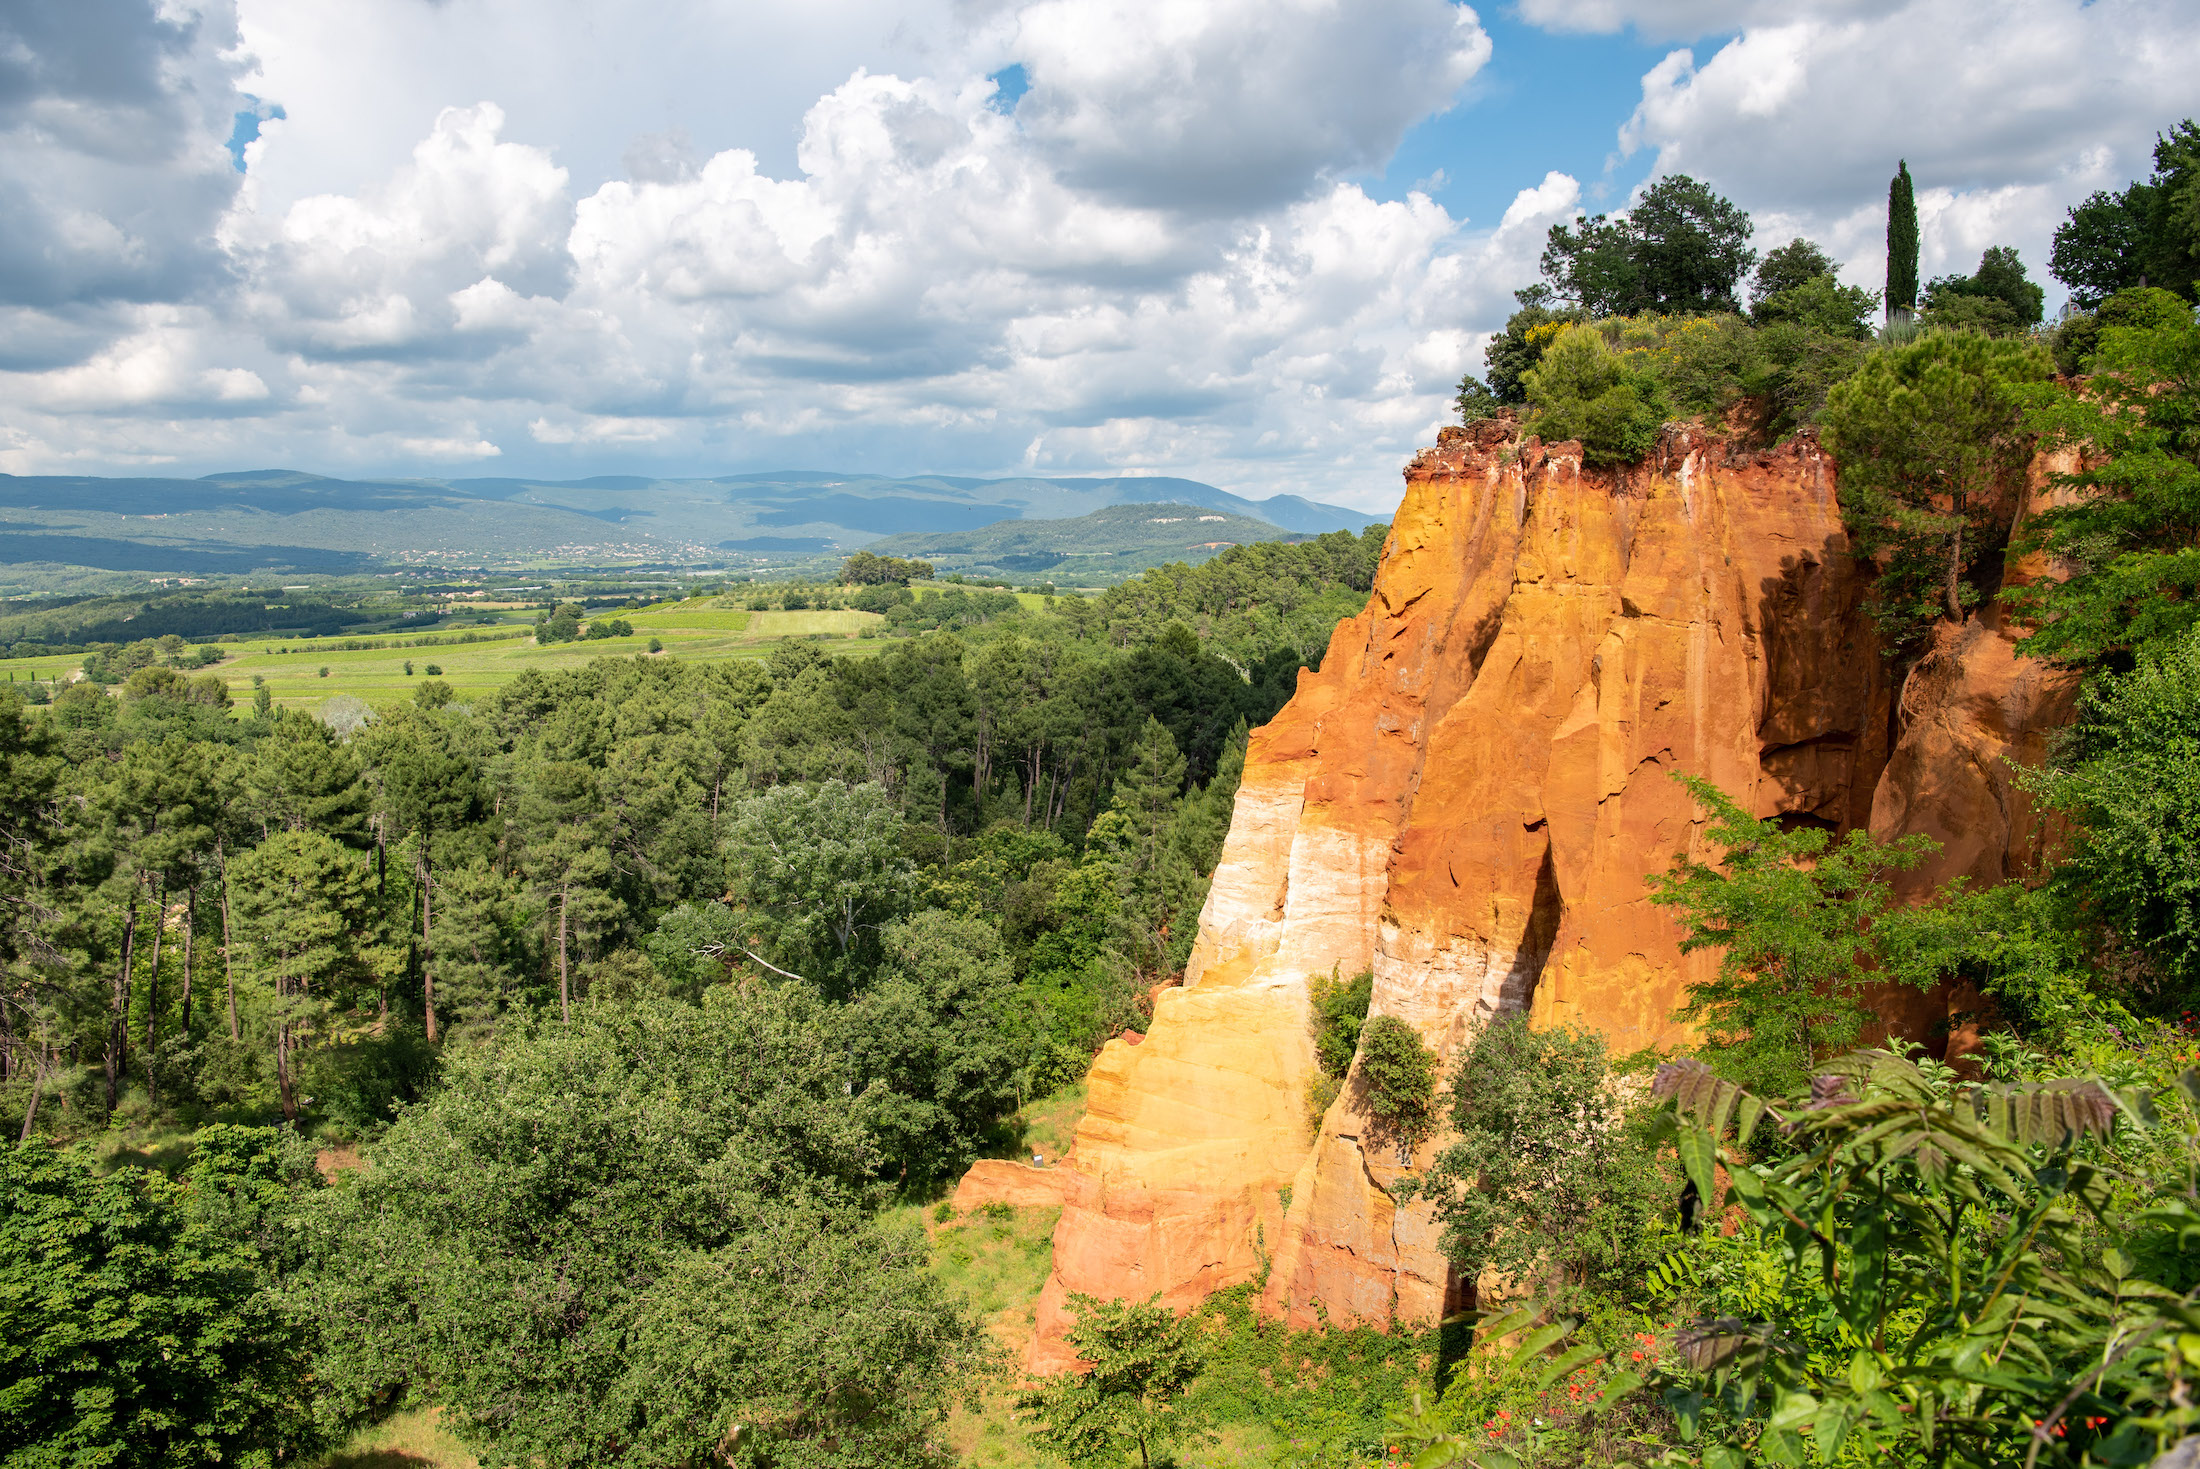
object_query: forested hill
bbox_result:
[864,501,1298,581]
[0,465,1382,584]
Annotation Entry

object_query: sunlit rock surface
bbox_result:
[1022,420,2074,1366]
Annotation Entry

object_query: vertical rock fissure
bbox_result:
[1498,840,1565,1015]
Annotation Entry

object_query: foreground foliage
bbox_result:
[306,988,984,1468]
[0,1127,322,1469]
[1019,1294,1204,1469]
[1640,1050,2200,1467]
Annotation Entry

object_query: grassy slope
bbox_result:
[315,1410,479,1469]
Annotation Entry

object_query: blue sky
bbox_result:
[0,0,2189,510]
[1372,13,1676,223]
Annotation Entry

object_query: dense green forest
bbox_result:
[8,120,2200,1469]
[0,528,1385,1468]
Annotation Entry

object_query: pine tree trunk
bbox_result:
[179,886,195,1042]
[420,844,437,1043]
[142,877,166,1052]
[220,841,241,1040]
[275,955,296,1122]
[1944,519,1965,621]
[17,1039,45,1142]
[558,881,571,1024]
[107,892,139,1115]
[142,877,165,1109]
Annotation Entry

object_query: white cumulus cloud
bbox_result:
[1,0,2190,508]
[1614,0,2200,290]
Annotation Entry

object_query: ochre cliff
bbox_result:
[1024,420,2077,1368]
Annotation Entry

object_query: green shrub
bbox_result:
[305,991,982,1468]
[1521,324,1669,466]
[1746,318,1875,438]
[1357,1014,1439,1161]
[0,1131,323,1467]
[2011,298,2200,670]
[1307,965,1372,1078]
[297,1023,438,1139]
[1625,312,1757,419]
[1750,273,1879,339]
[2037,624,2200,998]
[1018,1293,1205,1468]
[1408,1012,1674,1301]
[1186,1285,1433,1463]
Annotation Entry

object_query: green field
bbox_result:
[626,601,755,631]
[913,585,1057,611]
[0,599,891,711]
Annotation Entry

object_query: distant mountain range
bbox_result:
[0,467,1387,581]
[870,502,1299,582]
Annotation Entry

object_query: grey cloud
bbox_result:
[0,0,247,314]
[0,304,137,372]
[1621,0,2198,213]
[1010,0,1490,215]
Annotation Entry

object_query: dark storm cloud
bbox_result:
[0,0,246,310]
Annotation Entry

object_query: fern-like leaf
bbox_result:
[1653,1058,1780,1143]
[1965,1079,2117,1148]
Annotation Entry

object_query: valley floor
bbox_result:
[0,600,892,710]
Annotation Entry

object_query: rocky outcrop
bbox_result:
[955,1160,1068,1212]
[1024,420,2075,1363]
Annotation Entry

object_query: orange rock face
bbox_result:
[1022,421,2073,1362]
[954,1159,1069,1212]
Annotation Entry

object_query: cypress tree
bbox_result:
[1887,160,1919,324]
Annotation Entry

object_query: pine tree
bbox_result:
[1104,718,1190,978]
[1887,160,1919,325]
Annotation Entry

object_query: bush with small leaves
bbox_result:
[1358,1014,1439,1162]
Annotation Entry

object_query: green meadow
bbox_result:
[0,598,892,711]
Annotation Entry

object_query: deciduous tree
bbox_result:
[1020,1294,1205,1469]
